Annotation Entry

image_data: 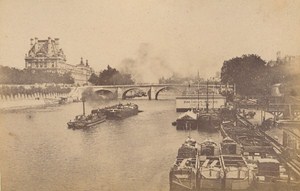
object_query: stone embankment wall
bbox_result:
[0,85,75,110]
[0,92,69,101]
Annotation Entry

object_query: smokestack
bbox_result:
[30,38,33,46]
[35,37,38,44]
[86,59,89,66]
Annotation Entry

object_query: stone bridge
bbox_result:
[69,83,235,100]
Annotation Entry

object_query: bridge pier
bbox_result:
[148,86,157,100]
[116,87,123,99]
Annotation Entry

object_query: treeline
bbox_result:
[88,65,134,85]
[0,85,71,96]
[221,54,299,96]
[0,65,74,84]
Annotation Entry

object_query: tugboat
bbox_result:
[67,100,106,129]
[104,103,138,119]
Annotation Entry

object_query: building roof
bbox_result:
[27,37,65,60]
[178,110,197,120]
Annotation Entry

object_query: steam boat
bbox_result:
[67,101,106,129]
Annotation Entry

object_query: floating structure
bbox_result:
[220,115,300,189]
[173,109,221,131]
[103,103,139,119]
[174,81,226,131]
[169,136,253,191]
[67,101,106,129]
[169,137,198,191]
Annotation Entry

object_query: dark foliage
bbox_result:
[0,85,71,96]
[88,65,134,85]
[0,65,74,84]
[221,54,269,96]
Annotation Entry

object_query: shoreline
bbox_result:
[0,99,58,112]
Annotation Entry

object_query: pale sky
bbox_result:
[1,0,300,82]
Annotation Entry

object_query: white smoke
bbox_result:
[119,43,174,83]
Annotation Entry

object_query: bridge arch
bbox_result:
[155,86,180,100]
[122,88,146,100]
[94,89,115,99]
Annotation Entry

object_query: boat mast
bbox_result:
[197,80,200,110]
[206,80,209,113]
[197,70,200,111]
[212,78,215,110]
[82,99,86,116]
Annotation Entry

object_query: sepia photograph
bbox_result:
[0,0,300,190]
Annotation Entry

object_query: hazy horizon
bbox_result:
[1,0,300,83]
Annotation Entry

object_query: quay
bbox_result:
[230,113,300,178]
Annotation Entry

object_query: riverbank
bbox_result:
[0,99,57,112]
[241,108,283,144]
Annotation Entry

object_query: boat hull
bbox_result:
[68,117,106,129]
[104,104,138,119]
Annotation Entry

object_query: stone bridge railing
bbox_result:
[72,83,235,100]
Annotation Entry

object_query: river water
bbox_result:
[0,99,221,191]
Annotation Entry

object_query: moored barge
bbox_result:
[169,137,199,191]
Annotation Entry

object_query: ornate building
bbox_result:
[25,37,93,85]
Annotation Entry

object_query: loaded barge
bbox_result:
[103,103,138,119]
[169,136,253,191]
[220,114,300,190]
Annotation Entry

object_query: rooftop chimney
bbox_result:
[80,57,84,65]
[54,38,59,45]
[35,37,38,43]
[54,38,59,50]
[30,38,34,46]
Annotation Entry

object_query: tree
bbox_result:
[221,54,268,96]
[88,65,134,85]
[0,65,75,84]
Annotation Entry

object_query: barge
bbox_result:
[104,103,138,119]
[169,137,199,191]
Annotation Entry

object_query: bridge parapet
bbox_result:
[77,83,235,100]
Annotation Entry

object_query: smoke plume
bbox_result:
[119,43,173,83]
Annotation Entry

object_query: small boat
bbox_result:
[104,103,138,119]
[58,97,73,104]
[67,100,106,129]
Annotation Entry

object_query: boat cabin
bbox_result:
[220,137,242,155]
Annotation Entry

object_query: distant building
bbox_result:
[25,37,93,85]
[267,51,300,70]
